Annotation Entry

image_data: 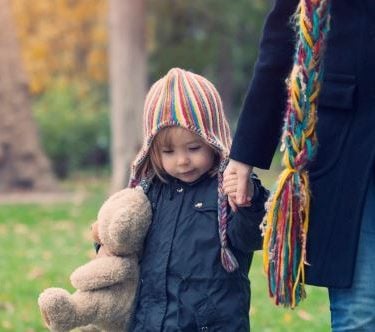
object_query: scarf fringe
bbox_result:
[262,0,331,308]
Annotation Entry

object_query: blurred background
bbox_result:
[0,0,330,330]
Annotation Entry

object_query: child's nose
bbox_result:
[177,154,189,165]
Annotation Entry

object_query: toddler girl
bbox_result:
[129,68,268,331]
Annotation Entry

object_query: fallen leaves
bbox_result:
[27,266,45,280]
[297,309,313,321]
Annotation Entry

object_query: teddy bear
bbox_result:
[38,187,152,332]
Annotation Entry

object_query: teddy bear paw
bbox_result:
[38,288,78,331]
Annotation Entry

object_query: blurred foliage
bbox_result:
[147,0,271,119]
[11,0,272,177]
[12,0,109,178]
[33,84,109,178]
[12,0,108,94]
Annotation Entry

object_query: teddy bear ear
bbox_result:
[113,205,151,252]
[97,187,152,255]
[112,202,151,240]
[91,222,100,243]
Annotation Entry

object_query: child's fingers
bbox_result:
[228,196,238,212]
[228,195,251,211]
[236,173,249,205]
[227,191,237,200]
[223,177,253,206]
[223,176,238,192]
[238,201,252,207]
[223,174,238,185]
[223,183,238,195]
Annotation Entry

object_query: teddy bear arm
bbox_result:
[70,256,139,291]
[38,287,100,332]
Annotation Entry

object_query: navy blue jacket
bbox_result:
[231,0,375,288]
[131,173,267,331]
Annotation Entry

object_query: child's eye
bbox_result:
[161,150,173,154]
[189,146,201,151]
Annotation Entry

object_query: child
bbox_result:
[129,68,268,331]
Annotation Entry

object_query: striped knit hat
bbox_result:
[129,67,238,272]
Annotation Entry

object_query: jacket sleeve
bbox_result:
[227,175,269,253]
[230,0,299,169]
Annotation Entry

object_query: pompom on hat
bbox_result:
[129,67,238,272]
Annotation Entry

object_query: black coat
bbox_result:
[230,0,375,288]
[130,174,267,331]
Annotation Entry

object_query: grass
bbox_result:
[249,252,330,331]
[0,170,330,331]
[0,175,107,331]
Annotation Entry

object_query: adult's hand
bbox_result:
[223,159,253,210]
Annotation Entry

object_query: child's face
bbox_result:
[159,127,215,183]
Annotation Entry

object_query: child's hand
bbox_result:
[223,159,253,207]
[223,173,253,212]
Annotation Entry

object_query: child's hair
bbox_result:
[130,68,231,185]
[129,68,238,272]
[140,127,221,182]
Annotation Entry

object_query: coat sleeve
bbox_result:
[227,175,269,253]
[230,0,299,169]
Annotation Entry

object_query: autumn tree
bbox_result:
[13,0,110,178]
[109,0,146,191]
[0,0,56,191]
[12,0,108,94]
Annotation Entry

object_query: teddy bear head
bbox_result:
[96,187,152,257]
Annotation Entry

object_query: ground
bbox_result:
[0,191,86,205]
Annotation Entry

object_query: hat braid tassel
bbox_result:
[218,160,239,272]
[261,0,330,308]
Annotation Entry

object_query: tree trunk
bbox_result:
[108,0,146,192]
[0,0,57,192]
[216,35,235,123]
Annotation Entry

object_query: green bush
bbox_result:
[33,85,110,178]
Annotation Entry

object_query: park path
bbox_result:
[0,190,86,205]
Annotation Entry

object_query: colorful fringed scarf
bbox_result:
[129,68,238,272]
[261,0,331,307]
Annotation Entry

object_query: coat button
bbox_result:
[200,327,208,331]
[176,187,184,193]
[194,202,203,208]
